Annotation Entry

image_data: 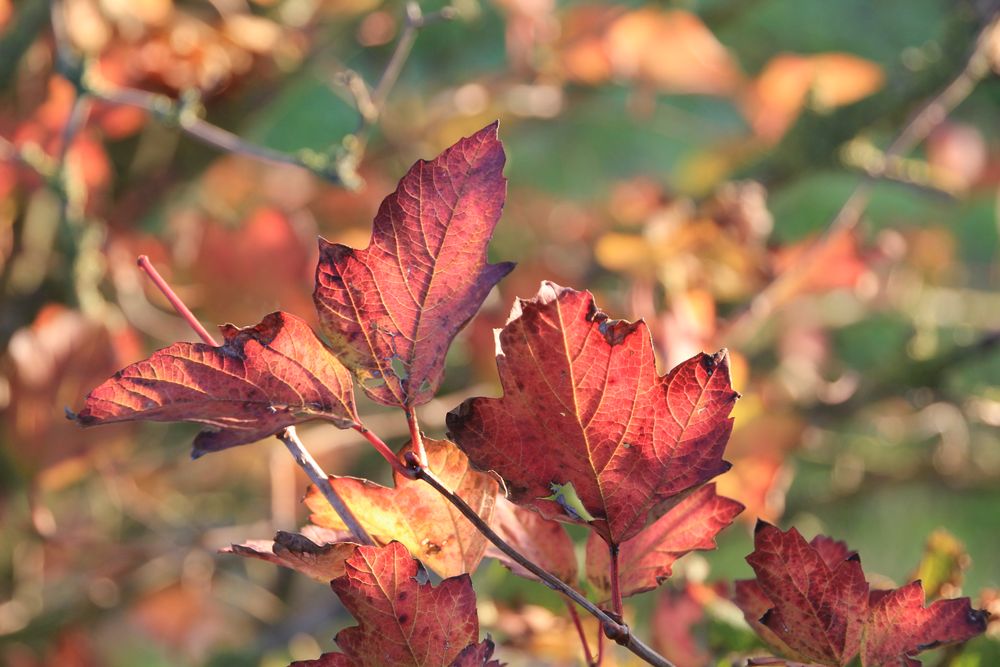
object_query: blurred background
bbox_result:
[1,0,999,665]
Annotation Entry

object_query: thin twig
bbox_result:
[352,2,456,147]
[351,422,414,478]
[609,545,624,618]
[721,13,1000,348]
[566,600,598,666]
[135,256,373,545]
[410,458,674,667]
[405,407,429,468]
[137,255,219,346]
[57,93,91,167]
[277,426,373,545]
[84,81,351,184]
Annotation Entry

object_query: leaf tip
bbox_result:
[754,518,773,535]
[701,348,730,377]
[968,606,991,629]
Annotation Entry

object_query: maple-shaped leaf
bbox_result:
[306,438,497,578]
[74,312,358,457]
[585,483,743,599]
[447,282,737,546]
[735,523,988,667]
[486,495,579,586]
[861,581,988,667]
[737,522,868,666]
[222,527,356,582]
[314,122,514,408]
[298,542,487,667]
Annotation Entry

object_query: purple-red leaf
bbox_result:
[585,483,743,599]
[741,522,868,666]
[305,542,485,667]
[314,122,514,408]
[861,581,988,667]
[75,312,358,457]
[735,523,989,667]
[447,282,737,546]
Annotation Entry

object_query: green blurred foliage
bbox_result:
[1,0,998,664]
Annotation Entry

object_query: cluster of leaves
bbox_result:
[2,1,1000,665]
[72,124,989,666]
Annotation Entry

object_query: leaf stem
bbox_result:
[404,407,429,468]
[134,257,374,547]
[609,544,624,618]
[566,600,598,666]
[351,422,415,479]
[277,427,372,545]
[136,255,219,346]
[408,457,674,667]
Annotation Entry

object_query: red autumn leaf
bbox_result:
[861,581,988,667]
[735,523,988,667]
[297,542,488,667]
[222,527,356,582]
[74,311,358,458]
[739,522,868,666]
[314,122,514,408]
[306,438,497,578]
[585,483,743,599]
[447,282,737,546]
[486,495,579,586]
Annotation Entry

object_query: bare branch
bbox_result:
[277,426,373,546]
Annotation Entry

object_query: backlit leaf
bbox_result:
[296,542,486,667]
[306,438,497,578]
[741,522,867,666]
[314,122,514,408]
[74,311,358,458]
[585,483,743,599]
[861,581,988,667]
[447,282,737,546]
[735,523,988,667]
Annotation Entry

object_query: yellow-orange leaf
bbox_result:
[306,438,497,578]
